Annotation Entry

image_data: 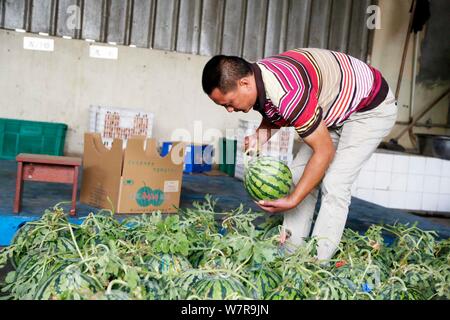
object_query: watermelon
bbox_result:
[144,253,192,275]
[187,251,205,268]
[169,272,202,299]
[244,156,293,201]
[34,266,101,300]
[102,279,159,300]
[197,252,231,269]
[10,223,40,267]
[378,282,421,300]
[193,274,249,299]
[105,290,132,300]
[142,279,163,300]
[248,268,282,299]
[268,285,303,300]
[267,272,304,300]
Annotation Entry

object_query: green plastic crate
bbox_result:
[0,118,68,160]
[219,138,237,177]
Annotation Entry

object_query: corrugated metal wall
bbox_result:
[0,0,375,61]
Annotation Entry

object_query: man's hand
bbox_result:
[244,133,258,152]
[255,120,335,214]
[255,194,299,213]
[244,118,280,152]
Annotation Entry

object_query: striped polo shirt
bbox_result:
[251,48,389,138]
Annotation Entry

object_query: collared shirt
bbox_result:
[251,48,389,138]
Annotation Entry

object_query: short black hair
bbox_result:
[202,55,253,95]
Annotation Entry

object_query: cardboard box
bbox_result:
[80,133,185,214]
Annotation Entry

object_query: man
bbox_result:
[201,48,397,261]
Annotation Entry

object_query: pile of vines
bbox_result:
[0,196,448,300]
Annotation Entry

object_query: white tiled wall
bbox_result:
[442,160,450,177]
[353,151,450,213]
[375,153,393,172]
[422,193,439,211]
[438,194,450,212]
[357,170,376,189]
[390,173,408,191]
[392,155,409,174]
[440,177,450,194]
[423,176,440,193]
[374,171,391,190]
[407,175,424,193]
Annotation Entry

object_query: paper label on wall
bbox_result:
[23,37,54,52]
[164,180,179,193]
[89,45,118,60]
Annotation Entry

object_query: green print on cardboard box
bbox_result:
[136,183,164,207]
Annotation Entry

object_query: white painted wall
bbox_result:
[0,0,448,157]
[0,30,261,157]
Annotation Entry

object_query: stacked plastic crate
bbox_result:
[234,119,295,180]
[161,142,214,173]
[89,106,154,148]
[0,118,68,159]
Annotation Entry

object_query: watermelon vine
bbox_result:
[0,196,448,300]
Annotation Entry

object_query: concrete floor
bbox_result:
[1,158,449,245]
[1,158,450,288]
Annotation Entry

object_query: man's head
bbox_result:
[202,55,257,113]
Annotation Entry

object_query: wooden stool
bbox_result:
[14,153,82,216]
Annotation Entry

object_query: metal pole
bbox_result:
[395,0,416,100]
[407,31,421,147]
[409,31,419,122]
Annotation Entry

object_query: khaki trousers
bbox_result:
[282,89,398,261]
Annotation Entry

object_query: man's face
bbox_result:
[209,77,257,113]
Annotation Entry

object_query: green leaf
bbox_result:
[237,242,253,263]
[125,269,139,289]
[5,271,16,284]
[253,245,278,264]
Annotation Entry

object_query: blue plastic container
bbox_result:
[161,142,214,173]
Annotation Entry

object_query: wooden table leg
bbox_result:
[70,165,79,216]
[13,162,24,213]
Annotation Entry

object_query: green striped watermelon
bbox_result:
[144,253,192,275]
[249,268,282,299]
[169,272,203,299]
[10,223,39,268]
[197,252,231,269]
[142,279,163,300]
[244,156,293,201]
[267,285,303,300]
[187,251,204,268]
[34,266,101,300]
[193,274,249,299]
[105,290,132,300]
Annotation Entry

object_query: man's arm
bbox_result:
[258,117,280,131]
[290,120,335,204]
[257,120,335,213]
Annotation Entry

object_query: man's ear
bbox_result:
[238,77,250,88]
